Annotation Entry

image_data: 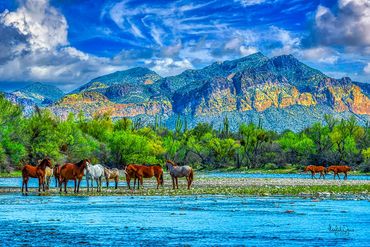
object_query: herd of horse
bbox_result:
[20,158,351,194]
[21,158,194,194]
[304,165,351,179]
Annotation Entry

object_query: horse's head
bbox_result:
[77,159,90,169]
[40,158,52,168]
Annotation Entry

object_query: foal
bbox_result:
[104,167,120,189]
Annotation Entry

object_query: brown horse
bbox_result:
[53,164,61,187]
[327,166,351,180]
[304,165,326,179]
[22,158,52,194]
[59,159,90,193]
[124,164,163,189]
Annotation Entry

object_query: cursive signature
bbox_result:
[328,224,354,236]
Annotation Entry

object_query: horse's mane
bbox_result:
[39,158,51,167]
[75,159,86,167]
[166,160,177,166]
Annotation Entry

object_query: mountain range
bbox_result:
[3,53,370,131]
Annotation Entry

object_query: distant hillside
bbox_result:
[8,82,64,106]
[20,53,370,131]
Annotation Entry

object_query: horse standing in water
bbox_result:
[59,159,90,193]
[53,164,61,187]
[21,158,52,194]
[85,163,105,192]
[327,166,351,180]
[165,160,193,189]
[44,167,53,189]
[304,165,326,179]
[104,167,120,189]
[124,164,163,189]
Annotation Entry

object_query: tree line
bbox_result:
[1,95,369,172]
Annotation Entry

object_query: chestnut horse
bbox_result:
[22,158,52,194]
[104,167,120,189]
[59,159,90,193]
[304,165,326,179]
[53,164,61,187]
[124,164,163,189]
[327,166,351,180]
[165,160,193,189]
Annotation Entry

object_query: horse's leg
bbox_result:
[175,177,179,189]
[22,178,24,194]
[64,180,67,193]
[74,178,77,193]
[156,176,160,189]
[86,177,89,192]
[344,172,348,180]
[171,177,175,189]
[126,176,131,190]
[311,171,314,179]
[77,179,81,193]
[106,177,109,188]
[115,177,118,190]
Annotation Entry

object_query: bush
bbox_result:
[263,163,278,170]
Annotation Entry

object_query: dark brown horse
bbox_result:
[304,165,326,179]
[327,166,351,180]
[124,164,163,189]
[53,164,61,187]
[59,159,90,193]
[22,158,52,194]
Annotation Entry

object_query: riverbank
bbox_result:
[1,177,369,200]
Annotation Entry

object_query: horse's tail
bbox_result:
[189,169,194,181]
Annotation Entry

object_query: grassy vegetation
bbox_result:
[0,171,22,178]
[25,184,368,198]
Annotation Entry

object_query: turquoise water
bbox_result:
[1,172,368,188]
[0,195,368,246]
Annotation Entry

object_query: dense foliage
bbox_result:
[0,95,369,172]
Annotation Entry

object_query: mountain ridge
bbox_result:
[5,53,370,132]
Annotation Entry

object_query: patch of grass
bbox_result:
[53,184,370,198]
[0,170,22,178]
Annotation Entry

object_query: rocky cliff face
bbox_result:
[48,53,370,131]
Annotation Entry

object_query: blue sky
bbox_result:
[0,0,369,92]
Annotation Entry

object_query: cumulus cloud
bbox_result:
[145,58,193,76]
[0,0,127,91]
[314,0,370,52]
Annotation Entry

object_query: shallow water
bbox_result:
[198,172,370,180]
[1,172,368,188]
[0,195,368,246]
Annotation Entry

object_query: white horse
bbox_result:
[85,163,105,192]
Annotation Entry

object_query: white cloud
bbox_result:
[240,46,258,56]
[0,0,127,91]
[314,0,370,50]
[300,47,339,64]
[146,58,194,76]
[269,27,300,56]
[0,0,68,51]
[235,0,269,7]
[364,63,370,74]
